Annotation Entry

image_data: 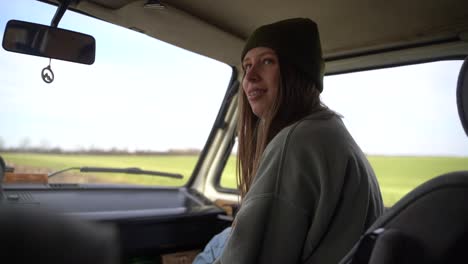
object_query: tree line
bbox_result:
[0,147,201,155]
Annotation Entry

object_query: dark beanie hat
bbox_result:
[241,18,324,92]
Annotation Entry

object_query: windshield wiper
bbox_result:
[48,166,183,179]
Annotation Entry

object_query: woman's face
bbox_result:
[242,47,280,119]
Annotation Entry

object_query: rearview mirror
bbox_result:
[2,20,95,65]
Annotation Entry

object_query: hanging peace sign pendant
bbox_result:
[41,60,54,84]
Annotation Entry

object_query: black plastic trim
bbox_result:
[457,56,468,137]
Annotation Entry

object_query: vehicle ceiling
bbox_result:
[46,0,468,73]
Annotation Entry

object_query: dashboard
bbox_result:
[1,183,231,263]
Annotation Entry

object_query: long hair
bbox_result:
[236,60,327,199]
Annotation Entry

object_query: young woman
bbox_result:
[194,17,384,264]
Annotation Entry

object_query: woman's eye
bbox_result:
[243,64,252,70]
[263,58,274,65]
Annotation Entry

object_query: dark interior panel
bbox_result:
[2,184,231,263]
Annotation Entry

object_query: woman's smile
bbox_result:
[247,87,267,101]
[242,47,280,118]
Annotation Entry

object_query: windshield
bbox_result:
[0,1,232,186]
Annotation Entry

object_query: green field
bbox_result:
[2,153,468,206]
[1,153,194,186]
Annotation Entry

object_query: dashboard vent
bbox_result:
[20,191,33,201]
[5,191,34,202]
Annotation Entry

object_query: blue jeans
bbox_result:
[192,227,232,264]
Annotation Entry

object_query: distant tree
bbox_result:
[50,146,63,154]
[0,137,4,150]
[19,137,31,151]
[39,139,51,151]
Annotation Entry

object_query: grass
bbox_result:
[367,156,468,205]
[1,153,196,186]
[2,152,468,206]
[220,155,468,206]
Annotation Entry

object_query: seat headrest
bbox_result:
[457,57,468,137]
[0,206,119,263]
[0,155,4,175]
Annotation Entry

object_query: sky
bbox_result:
[0,0,231,152]
[1,1,467,156]
[321,62,467,156]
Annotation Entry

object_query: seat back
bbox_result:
[0,156,119,263]
[340,171,468,264]
[0,155,5,200]
[458,57,468,137]
[339,57,468,264]
[0,206,119,263]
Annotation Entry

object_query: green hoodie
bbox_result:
[214,110,383,264]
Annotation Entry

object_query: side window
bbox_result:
[219,61,468,206]
[219,141,237,190]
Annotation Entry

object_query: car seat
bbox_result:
[339,57,468,264]
[0,206,119,263]
[0,154,119,263]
